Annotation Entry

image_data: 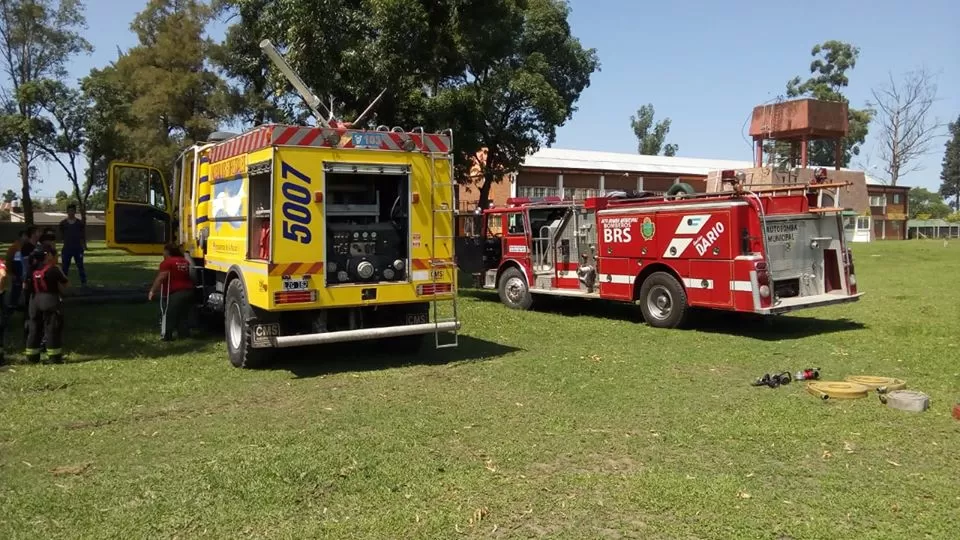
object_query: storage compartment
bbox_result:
[248,171,272,260]
[823,248,841,292]
[324,163,410,286]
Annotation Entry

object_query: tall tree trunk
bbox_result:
[478,169,496,211]
[18,137,33,226]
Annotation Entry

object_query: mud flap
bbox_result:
[250,322,280,348]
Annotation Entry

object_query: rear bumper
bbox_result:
[272,321,461,348]
[759,292,863,315]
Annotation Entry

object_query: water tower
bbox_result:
[749,98,849,169]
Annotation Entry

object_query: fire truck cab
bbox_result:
[460,172,862,328]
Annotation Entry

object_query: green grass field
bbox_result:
[1,241,959,539]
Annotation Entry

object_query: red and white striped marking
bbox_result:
[208,124,452,164]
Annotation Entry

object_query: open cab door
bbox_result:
[106,161,173,255]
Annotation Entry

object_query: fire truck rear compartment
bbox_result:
[765,215,847,302]
[324,168,410,287]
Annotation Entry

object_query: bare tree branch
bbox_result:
[869,67,945,185]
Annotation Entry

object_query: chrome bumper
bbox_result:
[760,292,864,315]
[272,321,461,348]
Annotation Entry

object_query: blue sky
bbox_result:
[5,0,958,200]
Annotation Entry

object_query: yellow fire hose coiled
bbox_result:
[843,375,907,392]
[805,381,871,400]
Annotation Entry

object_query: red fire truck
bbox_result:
[458,171,862,328]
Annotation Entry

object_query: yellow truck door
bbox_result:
[105,161,174,255]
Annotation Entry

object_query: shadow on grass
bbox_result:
[459,288,866,341]
[2,301,218,364]
[268,334,522,379]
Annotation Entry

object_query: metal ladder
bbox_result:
[428,147,459,349]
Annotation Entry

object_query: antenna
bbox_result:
[259,39,332,129]
[351,87,388,127]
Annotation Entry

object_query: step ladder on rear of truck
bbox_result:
[428,134,459,349]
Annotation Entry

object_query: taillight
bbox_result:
[755,261,771,300]
[417,283,452,296]
[274,290,318,304]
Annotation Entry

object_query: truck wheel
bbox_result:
[498,267,533,310]
[224,278,272,368]
[638,272,689,329]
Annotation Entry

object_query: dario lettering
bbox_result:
[694,221,725,256]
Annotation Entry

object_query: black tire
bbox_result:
[497,267,533,310]
[224,278,272,368]
[638,271,689,329]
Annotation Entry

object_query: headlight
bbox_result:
[393,259,404,271]
[383,268,395,280]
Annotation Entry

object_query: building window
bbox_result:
[893,193,901,204]
[856,217,870,230]
[869,194,887,207]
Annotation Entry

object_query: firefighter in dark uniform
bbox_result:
[24,246,69,364]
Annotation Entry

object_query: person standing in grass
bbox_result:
[24,246,68,364]
[19,226,40,313]
[4,229,25,313]
[148,244,194,341]
[59,203,87,287]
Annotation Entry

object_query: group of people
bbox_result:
[0,204,200,366]
[1,204,87,365]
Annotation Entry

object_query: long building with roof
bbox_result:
[456,147,755,212]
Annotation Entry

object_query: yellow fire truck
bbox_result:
[105,41,460,367]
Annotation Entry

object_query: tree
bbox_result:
[0,0,91,225]
[630,103,677,156]
[2,188,15,203]
[209,0,296,125]
[35,80,90,215]
[80,65,134,219]
[939,115,960,210]
[111,0,228,173]
[54,189,69,210]
[908,187,951,219]
[441,0,599,208]
[779,41,873,167]
[219,0,599,210]
[869,68,942,186]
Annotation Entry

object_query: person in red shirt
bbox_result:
[149,244,195,341]
[24,246,69,364]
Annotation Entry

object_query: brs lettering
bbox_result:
[280,161,313,244]
[694,221,725,256]
[603,227,632,243]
